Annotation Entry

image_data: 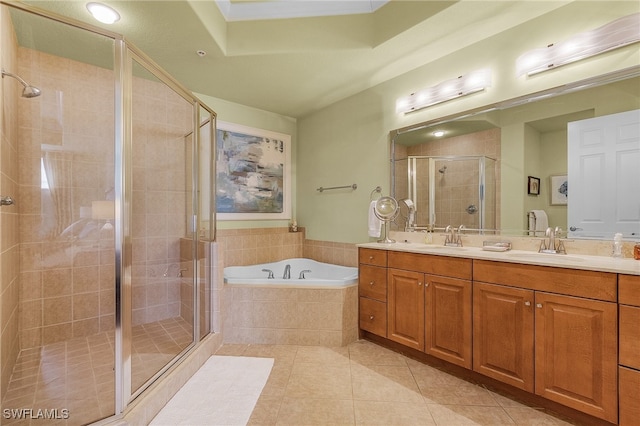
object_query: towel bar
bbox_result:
[317,183,357,192]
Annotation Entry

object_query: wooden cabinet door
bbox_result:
[387,268,424,351]
[425,275,472,368]
[534,292,617,423]
[473,282,534,392]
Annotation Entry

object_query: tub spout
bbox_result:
[283,264,291,279]
[299,270,312,279]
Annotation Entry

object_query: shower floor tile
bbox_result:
[2,316,192,426]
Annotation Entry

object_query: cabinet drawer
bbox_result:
[473,260,616,301]
[359,297,386,337]
[619,274,640,307]
[359,248,387,267]
[359,265,387,301]
[619,366,640,426]
[620,305,640,369]
[388,251,471,280]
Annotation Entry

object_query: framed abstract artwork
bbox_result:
[216,121,291,220]
[550,174,568,205]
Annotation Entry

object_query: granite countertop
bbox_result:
[357,241,640,276]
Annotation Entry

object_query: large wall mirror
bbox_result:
[390,68,640,240]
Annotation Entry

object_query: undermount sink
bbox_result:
[506,252,585,262]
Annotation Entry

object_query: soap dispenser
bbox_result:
[612,233,623,258]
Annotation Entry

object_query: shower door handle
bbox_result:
[1,196,14,206]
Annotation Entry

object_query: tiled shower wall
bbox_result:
[16,47,116,348]
[14,46,193,348]
[0,4,20,400]
[405,128,501,229]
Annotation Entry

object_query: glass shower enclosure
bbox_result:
[0,2,215,424]
[393,155,497,232]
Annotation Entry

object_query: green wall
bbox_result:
[198,2,639,243]
[297,1,640,243]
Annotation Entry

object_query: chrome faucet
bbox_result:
[262,268,274,279]
[298,269,312,279]
[283,264,291,279]
[539,227,567,254]
[444,225,464,247]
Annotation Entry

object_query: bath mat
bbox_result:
[150,356,274,426]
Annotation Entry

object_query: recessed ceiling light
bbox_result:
[86,2,120,24]
[433,130,445,137]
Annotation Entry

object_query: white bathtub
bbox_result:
[224,258,358,287]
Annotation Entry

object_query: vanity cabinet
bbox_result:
[473,260,618,423]
[618,274,640,425]
[358,248,387,337]
[387,251,472,368]
[473,282,534,392]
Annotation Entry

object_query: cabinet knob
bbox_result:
[418,282,422,286]
[369,281,375,286]
[369,256,374,261]
[536,303,543,308]
[524,301,531,306]
[425,282,429,287]
[369,315,374,320]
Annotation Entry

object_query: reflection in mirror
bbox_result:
[391,71,640,240]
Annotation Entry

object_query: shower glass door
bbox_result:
[0,5,118,425]
[129,58,195,395]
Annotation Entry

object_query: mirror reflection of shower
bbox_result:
[438,165,447,174]
[1,68,41,98]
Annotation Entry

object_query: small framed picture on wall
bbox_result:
[528,176,540,195]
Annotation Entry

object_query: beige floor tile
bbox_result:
[276,397,355,425]
[351,363,423,404]
[285,362,353,399]
[408,360,498,406]
[247,394,282,425]
[294,345,350,366]
[428,404,515,425]
[260,363,292,398]
[502,406,575,425]
[354,400,435,425]
[348,340,408,366]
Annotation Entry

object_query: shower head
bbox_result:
[438,165,447,174]
[1,69,41,98]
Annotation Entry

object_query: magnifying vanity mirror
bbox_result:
[390,68,640,240]
[374,196,399,243]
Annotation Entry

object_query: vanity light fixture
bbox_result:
[396,69,492,114]
[86,2,120,24]
[516,12,640,77]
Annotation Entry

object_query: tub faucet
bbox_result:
[283,264,291,279]
[262,269,274,279]
[299,270,312,279]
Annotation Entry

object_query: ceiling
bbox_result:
[15,0,573,118]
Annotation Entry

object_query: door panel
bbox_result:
[388,269,424,350]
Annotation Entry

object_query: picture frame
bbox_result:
[550,174,568,205]
[216,121,291,220]
[527,176,540,195]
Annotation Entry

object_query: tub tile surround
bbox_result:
[216,227,359,346]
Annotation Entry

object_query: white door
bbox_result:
[568,109,640,239]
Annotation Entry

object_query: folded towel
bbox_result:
[528,210,548,236]
[368,200,382,238]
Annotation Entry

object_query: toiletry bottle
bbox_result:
[612,233,623,258]
[634,243,640,260]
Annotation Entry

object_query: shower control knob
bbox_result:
[1,196,14,206]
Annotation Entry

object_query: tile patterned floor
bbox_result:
[1,317,192,426]
[216,341,576,426]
